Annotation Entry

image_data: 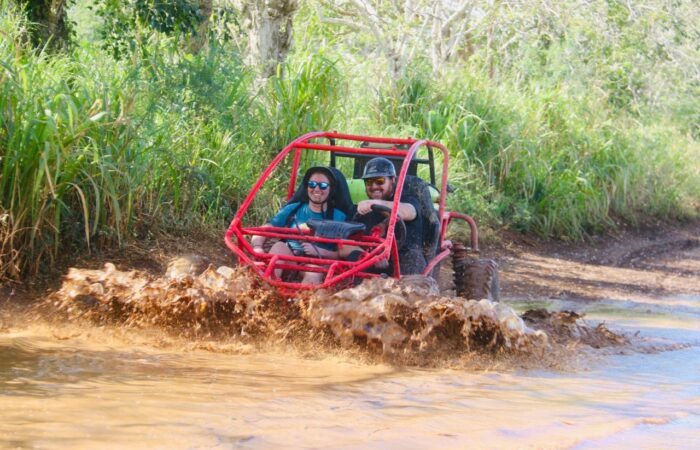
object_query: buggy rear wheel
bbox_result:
[453,254,500,302]
[431,257,456,297]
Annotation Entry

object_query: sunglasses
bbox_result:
[364,177,386,186]
[307,180,330,190]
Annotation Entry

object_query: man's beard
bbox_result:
[368,181,395,201]
[382,181,395,200]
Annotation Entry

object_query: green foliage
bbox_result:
[358,61,698,240]
[0,21,144,276]
[0,3,262,277]
[90,0,138,57]
[305,0,699,240]
[0,0,698,279]
[262,53,345,153]
[90,0,206,58]
[0,2,355,278]
[134,0,201,34]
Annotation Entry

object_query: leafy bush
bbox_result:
[1,0,698,280]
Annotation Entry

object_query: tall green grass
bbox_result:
[1,5,145,276]
[0,3,346,278]
[371,68,699,239]
[1,1,698,281]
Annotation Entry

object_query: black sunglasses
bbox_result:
[307,180,330,190]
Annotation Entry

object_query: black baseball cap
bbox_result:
[361,157,397,179]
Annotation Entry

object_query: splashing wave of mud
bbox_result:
[46,263,294,340]
[305,276,547,355]
[521,309,629,349]
[42,262,628,366]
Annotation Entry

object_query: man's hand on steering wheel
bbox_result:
[356,199,379,215]
[352,203,407,250]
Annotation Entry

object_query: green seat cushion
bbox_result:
[348,179,369,203]
[427,185,439,203]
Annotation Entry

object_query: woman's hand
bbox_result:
[302,242,319,257]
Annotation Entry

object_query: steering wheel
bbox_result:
[352,204,406,250]
[305,219,365,239]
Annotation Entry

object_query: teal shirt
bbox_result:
[268,202,347,250]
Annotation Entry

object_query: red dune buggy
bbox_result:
[224,131,499,299]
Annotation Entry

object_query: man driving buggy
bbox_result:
[340,157,427,275]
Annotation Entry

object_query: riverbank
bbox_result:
[1,220,698,307]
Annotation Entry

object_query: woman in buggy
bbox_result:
[250,166,353,284]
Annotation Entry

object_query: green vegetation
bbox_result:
[0,0,698,279]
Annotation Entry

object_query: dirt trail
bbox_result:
[490,221,700,302]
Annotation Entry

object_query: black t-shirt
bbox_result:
[356,193,424,252]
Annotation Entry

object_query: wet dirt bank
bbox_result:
[3,220,697,309]
[491,220,700,303]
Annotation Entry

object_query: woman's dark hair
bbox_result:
[286,166,353,219]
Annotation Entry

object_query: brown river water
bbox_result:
[1,265,699,449]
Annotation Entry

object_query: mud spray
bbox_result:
[5,256,698,448]
[35,260,629,369]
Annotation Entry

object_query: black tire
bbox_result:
[431,257,456,297]
[454,258,500,302]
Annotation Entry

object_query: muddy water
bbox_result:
[2,292,699,448]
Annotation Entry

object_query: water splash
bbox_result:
[42,262,628,365]
[303,276,546,356]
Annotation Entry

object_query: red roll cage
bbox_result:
[224,131,479,296]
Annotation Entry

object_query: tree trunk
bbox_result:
[187,0,214,54]
[20,0,71,51]
[243,0,299,78]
